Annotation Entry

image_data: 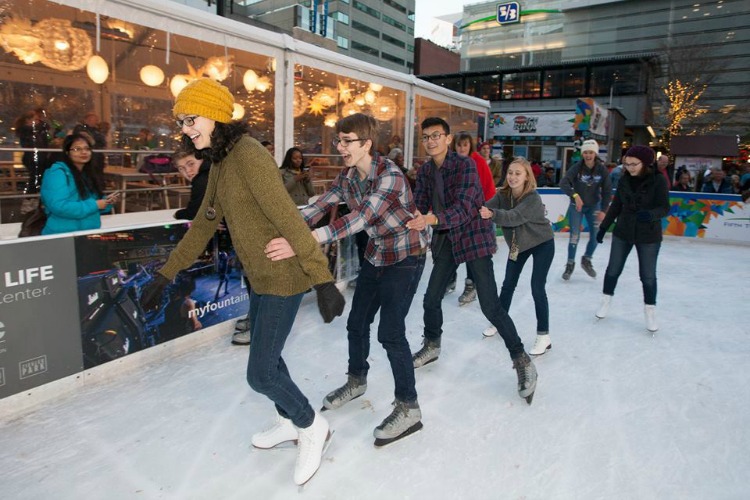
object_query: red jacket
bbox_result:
[471,152,497,201]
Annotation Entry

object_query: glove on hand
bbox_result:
[596,227,607,244]
[141,274,170,311]
[314,281,345,323]
[636,210,653,222]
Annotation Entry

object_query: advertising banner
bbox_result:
[0,237,83,399]
[74,224,249,369]
[489,112,574,138]
[574,98,609,138]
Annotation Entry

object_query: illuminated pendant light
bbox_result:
[170,74,189,98]
[232,103,245,120]
[243,69,258,92]
[140,65,165,86]
[86,55,109,84]
[324,113,338,128]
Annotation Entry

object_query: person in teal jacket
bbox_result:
[40,133,116,235]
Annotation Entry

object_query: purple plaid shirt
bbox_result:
[302,155,429,267]
[413,151,496,264]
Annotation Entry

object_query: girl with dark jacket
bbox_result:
[595,146,670,332]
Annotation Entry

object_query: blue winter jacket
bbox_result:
[40,162,111,235]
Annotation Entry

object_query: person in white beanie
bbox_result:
[559,139,612,280]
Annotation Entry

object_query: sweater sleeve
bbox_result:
[559,164,578,199]
[491,192,541,228]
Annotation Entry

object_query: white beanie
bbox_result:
[581,139,599,154]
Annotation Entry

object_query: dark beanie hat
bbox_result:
[624,145,655,166]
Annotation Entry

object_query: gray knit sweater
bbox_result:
[160,135,333,296]
[485,190,554,253]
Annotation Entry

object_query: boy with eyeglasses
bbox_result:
[265,113,430,446]
[405,117,538,404]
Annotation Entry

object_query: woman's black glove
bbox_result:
[636,210,653,222]
[140,274,170,311]
[314,281,345,323]
[596,226,608,244]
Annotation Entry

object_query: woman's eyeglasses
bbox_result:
[70,147,92,153]
[176,115,198,128]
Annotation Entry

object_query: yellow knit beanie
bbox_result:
[173,78,234,124]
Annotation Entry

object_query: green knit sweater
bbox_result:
[160,135,333,296]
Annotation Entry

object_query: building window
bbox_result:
[543,68,586,98]
[382,52,405,65]
[382,33,405,49]
[408,11,415,22]
[407,27,413,35]
[589,63,642,96]
[466,74,501,101]
[407,44,414,53]
[383,0,407,14]
[502,71,541,99]
[353,1,380,19]
[337,36,349,49]
[430,76,462,93]
[332,11,349,25]
[382,14,406,31]
[351,20,379,38]
[351,40,379,57]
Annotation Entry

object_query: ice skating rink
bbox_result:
[1,235,747,500]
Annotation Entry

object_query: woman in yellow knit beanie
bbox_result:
[141,77,344,485]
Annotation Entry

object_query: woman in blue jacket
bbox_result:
[40,133,116,235]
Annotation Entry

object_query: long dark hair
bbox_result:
[180,121,250,164]
[281,147,305,170]
[60,133,104,198]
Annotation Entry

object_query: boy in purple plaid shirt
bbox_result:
[405,117,538,404]
[265,114,429,445]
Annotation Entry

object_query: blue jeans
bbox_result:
[499,238,555,332]
[603,236,661,305]
[245,290,313,428]
[347,255,426,403]
[424,245,525,360]
[567,203,600,261]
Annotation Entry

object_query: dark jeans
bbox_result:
[500,238,555,332]
[603,236,661,305]
[424,245,525,360]
[245,290,314,428]
[567,203,600,261]
[347,255,426,403]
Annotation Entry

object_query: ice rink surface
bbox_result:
[1,235,747,500]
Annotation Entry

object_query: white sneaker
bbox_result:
[529,334,552,356]
[293,412,330,485]
[595,295,612,319]
[482,325,497,337]
[645,305,658,332]
[251,413,297,449]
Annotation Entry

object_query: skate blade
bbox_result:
[296,430,335,489]
[251,439,298,450]
[413,357,438,369]
[374,421,423,448]
[525,393,535,405]
[320,393,364,412]
[530,346,551,357]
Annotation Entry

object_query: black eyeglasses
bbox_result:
[332,137,367,148]
[176,115,198,128]
[421,132,446,143]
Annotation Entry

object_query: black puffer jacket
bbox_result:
[601,170,670,244]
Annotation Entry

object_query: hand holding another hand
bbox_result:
[479,206,493,219]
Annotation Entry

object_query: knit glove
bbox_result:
[314,281,345,323]
[636,210,653,222]
[596,226,608,244]
[140,274,170,311]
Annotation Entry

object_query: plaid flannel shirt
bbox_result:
[413,151,496,264]
[302,155,429,267]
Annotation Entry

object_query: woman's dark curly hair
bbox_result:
[180,121,250,164]
[59,132,105,199]
[281,147,305,170]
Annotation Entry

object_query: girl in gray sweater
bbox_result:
[480,157,555,356]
